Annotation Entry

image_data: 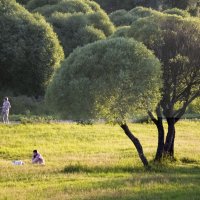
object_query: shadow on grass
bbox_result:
[63,164,139,174]
[63,162,200,175]
[85,185,200,200]
[61,164,200,200]
[180,157,199,164]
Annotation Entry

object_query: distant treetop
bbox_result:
[26,0,115,57]
[109,7,161,26]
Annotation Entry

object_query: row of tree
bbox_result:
[0,0,115,95]
[1,0,200,167]
[79,0,200,14]
[0,0,64,96]
[46,7,200,166]
[15,0,200,15]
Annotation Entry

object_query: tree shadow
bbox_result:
[59,163,200,199]
[63,163,141,174]
[62,162,200,175]
[85,185,200,200]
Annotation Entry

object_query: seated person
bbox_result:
[32,150,45,165]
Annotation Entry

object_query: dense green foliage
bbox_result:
[28,0,101,15]
[109,6,190,27]
[27,0,115,56]
[16,0,30,5]
[163,8,190,17]
[1,122,200,199]
[93,0,200,17]
[128,14,200,119]
[0,0,64,96]
[113,11,200,158]
[26,0,61,10]
[112,11,200,121]
[46,37,161,122]
[163,0,199,10]
[109,6,160,26]
[25,0,200,16]
[48,11,113,56]
[93,0,137,12]
[111,26,131,38]
[188,97,200,114]
[93,0,170,12]
[109,9,134,26]
[128,6,160,18]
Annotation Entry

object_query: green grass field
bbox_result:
[0,121,200,200]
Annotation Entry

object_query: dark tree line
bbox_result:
[16,0,200,14]
[0,0,64,96]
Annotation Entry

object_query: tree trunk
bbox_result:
[120,123,149,167]
[154,117,165,161]
[147,109,164,162]
[168,129,175,157]
[164,118,175,158]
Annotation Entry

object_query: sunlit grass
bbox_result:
[0,121,200,199]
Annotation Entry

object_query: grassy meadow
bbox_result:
[0,121,200,200]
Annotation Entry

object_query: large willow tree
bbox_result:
[46,38,161,167]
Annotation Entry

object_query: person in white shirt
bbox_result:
[1,97,11,124]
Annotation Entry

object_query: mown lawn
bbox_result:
[0,121,200,200]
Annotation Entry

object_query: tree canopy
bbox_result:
[26,0,61,10]
[114,11,200,159]
[109,7,160,27]
[163,8,190,17]
[0,0,64,96]
[27,0,101,15]
[27,0,115,56]
[163,0,199,10]
[26,0,200,15]
[46,37,161,122]
[93,0,137,13]
[16,0,30,5]
[128,14,200,120]
[109,6,190,27]
[94,0,200,17]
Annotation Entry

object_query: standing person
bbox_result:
[32,150,45,165]
[2,97,11,124]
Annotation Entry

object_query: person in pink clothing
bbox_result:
[32,150,45,165]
